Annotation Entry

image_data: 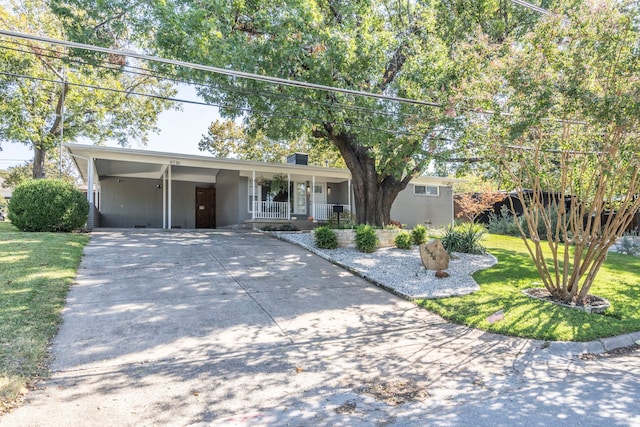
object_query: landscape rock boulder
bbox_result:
[420,240,450,271]
[435,269,450,278]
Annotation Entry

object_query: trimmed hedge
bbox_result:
[394,230,413,249]
[411,224,428,245]
[355,224,378,253]
[8,179,89,232]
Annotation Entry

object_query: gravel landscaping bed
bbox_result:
[278,232,498,299]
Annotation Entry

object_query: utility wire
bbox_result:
[0,29,444,108]
[0,40,424,122]
[0,70,438,138]
[509,0,555,16]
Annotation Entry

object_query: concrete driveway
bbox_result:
[2,230,640,427]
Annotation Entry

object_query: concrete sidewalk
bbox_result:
[1,230,639,426]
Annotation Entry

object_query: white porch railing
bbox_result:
[314,203,351,221]
[253,201,290,219]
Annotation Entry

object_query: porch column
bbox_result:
[168,165,172,229]
[252,170,256,220]
[162,170,167,229]
[312,176,316,222]
[348,179,352,214]
[86,157,94,229]
[287,173,291,220]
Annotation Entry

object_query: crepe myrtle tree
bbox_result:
[467,1,640,305]
[51,0,548,226]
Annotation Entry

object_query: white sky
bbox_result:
[0,85,219,169]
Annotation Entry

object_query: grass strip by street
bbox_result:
[418,234,640,342]
[0,221,89,414]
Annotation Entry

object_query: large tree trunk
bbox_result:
[325,126,411,226]
[33,145,47,179]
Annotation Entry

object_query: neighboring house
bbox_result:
[0,176,11,211]
[66,143,461,230]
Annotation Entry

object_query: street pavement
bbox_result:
[1,229,639,427]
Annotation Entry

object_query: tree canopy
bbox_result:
[199,119,344,167]
[0,0,177,178]
[50,0,548,225]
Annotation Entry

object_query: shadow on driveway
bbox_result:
[2,230,639,426]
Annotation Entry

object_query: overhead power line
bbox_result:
[0,40,424,122]
[0,70,437,138]
[0,30,443,108]
[509,0,555,16]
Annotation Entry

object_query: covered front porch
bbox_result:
[245,170,353,223]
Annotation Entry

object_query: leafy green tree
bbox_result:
[466,1,640,305]
[199,119,343,167]
[51,0,546,226]
[0,1,176,179]
[1,151,78,188]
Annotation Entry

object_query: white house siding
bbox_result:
[390,185,453,229]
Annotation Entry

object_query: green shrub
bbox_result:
[411,224,428,245]
[394,230,413,249]
[314,225,338,249]
[8,179,88,232]
[617,230,640,256]
[488,204,568,242]
[488,205,523,236]
[441,222,487,254]
[355,224,378,253]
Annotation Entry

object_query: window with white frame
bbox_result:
[414,184,439,196]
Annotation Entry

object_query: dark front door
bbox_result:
[196,187,216,228]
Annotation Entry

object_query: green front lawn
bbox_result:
[0,221,89,413]
[418,234,640,342]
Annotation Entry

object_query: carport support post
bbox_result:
[312,176,316,222]
[168,165,172,229]
[86,157,94,229]
[251,170,256,220]
[162,170,167,229]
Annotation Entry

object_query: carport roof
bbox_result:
[66,143,352,183]
[65,143,463,186]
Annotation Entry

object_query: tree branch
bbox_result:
[48,82,69,136]
[94,11,126,33]
[376,25,421,92]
